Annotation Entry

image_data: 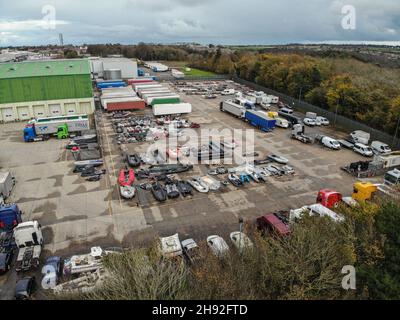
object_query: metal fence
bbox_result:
[233,76,400,148]
[159,74,231,82]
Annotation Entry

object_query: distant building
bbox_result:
[0,59,94,122]
[89,57,138,79]
[144,62,169,72]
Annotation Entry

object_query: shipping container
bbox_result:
[146,95,181,105]
[142,92,175,100]
[135,85,164,93]
[133,83,160,91]
[153,103,192,116]
[102,97,144,110]
[151,97,181,106]
[97,81,127,90]
[127,78,155,85]
[140,90,172,99]
[107,100,146,112]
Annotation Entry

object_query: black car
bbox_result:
[0,249,14,275]
[15,277,36,300]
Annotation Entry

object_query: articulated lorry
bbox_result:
[23,114,90,142]
[14,221,43,272]
[291,124,313,144]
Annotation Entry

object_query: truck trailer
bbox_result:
[153,103,192,116]
[146,95,180,106]
[0,172,15,204]
[220,100,246,118]
[23,115,90,142]
[244,110,276,132]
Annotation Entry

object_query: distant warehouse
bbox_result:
[0,59,95,122]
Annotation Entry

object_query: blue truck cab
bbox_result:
[138,69,145,77]
[23,125,36,142]
[0,204,22,231]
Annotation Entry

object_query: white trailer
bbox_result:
[14,221,43,272]
[220,100,246,118]
[140,90,173,98]
[133,84,162,92]
[0,171,15,202]
[374,152,400,169]
[153,103,192,116]
[146,95,180,105]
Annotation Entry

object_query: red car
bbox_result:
[256,213,291,237]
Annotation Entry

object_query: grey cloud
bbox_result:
[0,0,399,46]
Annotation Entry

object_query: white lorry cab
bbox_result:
[371,141,392,155]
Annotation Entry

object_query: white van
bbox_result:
[290,204,344,223]
[275,118,289,129]
[321,137,341,150]
[353,143,374,157]
[371,141,392,155]
[0,171,15,202]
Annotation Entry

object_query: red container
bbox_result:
[107,100,146,111]
[127,79,154,85]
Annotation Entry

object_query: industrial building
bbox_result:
[0,59,95,122]
[89,57,138,79]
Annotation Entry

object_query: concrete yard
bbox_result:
[0,81,368,297]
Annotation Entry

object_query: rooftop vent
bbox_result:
[46,65,51,69]
[9,67,16,71]
[69,64,74,68]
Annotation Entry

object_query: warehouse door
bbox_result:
[65,103,77,115]
[79,102,92,114]
[17,106,30,120]
[49,104,62,116]
[33,105,46,118]
[1,108,15,122]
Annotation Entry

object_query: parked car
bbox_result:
[15,277,37,300]
[268,154,289,164]
[0,249,14,275]
[303,118,316,127]
[256,213,291,237]
[181,239,201,264]
[317,116,330,126]
[321,136,341,150]
[41,256,63,289]
[281,165,295,175]
[353,143,374,157]
[229,232,253,253]
[207,235,229,258]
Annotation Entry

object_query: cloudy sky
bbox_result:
[0,0,399,46]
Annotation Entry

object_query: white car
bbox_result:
[207,235,230,258]
[303,118,316,127]
[317,116,330,126]
[353,143,374,157]
[230,232,253,252]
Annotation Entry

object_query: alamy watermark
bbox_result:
[41,5,57,30]
[341,5,356,30]
[342,265,356,290]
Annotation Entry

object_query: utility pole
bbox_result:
[392,116,400,148]
[298,86,303,102]
[334,101,339,128]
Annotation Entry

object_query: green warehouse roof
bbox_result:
[0,59,91,79]
[0,59,93,104]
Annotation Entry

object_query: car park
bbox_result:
[207,235,229,258]
[353,143,374,157]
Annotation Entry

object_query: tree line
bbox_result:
[59,196,400,300]
[189,51,400,136]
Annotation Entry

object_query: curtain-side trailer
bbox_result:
[219,100,246,118]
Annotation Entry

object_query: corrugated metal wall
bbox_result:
[0,74,93,104]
